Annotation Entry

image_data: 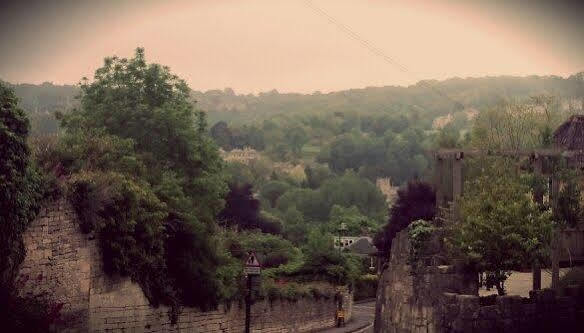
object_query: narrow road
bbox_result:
[318,300,375,333]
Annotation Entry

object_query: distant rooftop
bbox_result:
[347,238,377,256]
[553,115,584,150]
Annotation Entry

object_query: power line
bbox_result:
[302,0,464,109]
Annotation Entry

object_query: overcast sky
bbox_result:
[1,0,583,93]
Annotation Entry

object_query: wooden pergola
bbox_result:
[433,115,584,291]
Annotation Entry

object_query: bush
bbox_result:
[298,230,362,285]
[236,231,301,269]
[259,279,333,303]
[407,219,436,262]
[354,274,378,301]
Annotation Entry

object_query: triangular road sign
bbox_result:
[246,251,261,267]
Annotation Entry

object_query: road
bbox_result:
[318,300,375,333]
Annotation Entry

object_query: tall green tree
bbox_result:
[0,82,49,331]
[449,159,553,295]
[210,120,233,150]
[56,48,230,312]
[260,180,291,208]
[285,126,308,155]
[0,82,43,290]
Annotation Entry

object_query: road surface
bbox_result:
[318,300,375,333]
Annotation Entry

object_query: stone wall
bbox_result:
[374,230,477,333]
[17,199,352,332]
[89,278,349,332]
[374,229,584,333]
[16,200,92,332]
[439,288,584,332]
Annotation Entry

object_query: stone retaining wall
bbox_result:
[16,200,92,332]
[17,199,352,332]
[374,230,476,333]
[374,229,584,333]
[439,288,584,332]
[89,277,346,332]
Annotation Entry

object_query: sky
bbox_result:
[0,0,583,94]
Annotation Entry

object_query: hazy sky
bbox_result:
[1,0,583,93]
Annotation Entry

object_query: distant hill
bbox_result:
[196,73,584,124]
[2,81,78,135]
[5,73,583,133]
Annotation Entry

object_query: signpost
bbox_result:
[245,251,261,333]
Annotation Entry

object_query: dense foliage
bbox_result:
[554,170,584,228]
[15,73,584,185]
[8,59,584,310]
[275,171,386,225]
[218,183,282,234]
[0,82,46,287]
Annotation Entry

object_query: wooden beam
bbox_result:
[434,148,584,160]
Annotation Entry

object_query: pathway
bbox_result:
[479,268,570,297]
[318,300,375,333]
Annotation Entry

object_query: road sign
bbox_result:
[244,266,261,275]
[245,251,261,275]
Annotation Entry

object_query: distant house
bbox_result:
[334,235,379,272]
[334,236,376,255]
[220,147,259,165]
[432,113,453,129]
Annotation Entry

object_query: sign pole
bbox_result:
[245,274,252,333]
[244,251,261,333]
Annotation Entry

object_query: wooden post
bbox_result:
[452,152,463,200]
[434,155,444,209]
[551,174,560,289]
[451,152,463,221]
[532,156,543,290]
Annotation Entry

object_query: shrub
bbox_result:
[407,219,436,262]
[354,274,378,301]
[374,180,436,259]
